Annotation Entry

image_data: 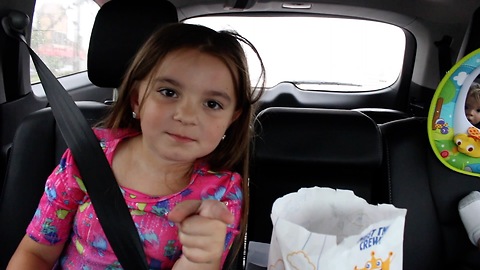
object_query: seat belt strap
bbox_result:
[2,12,149,270]
[434,35,453,78]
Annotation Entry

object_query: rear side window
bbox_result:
[186,16,406,92]
[30,0,100,84]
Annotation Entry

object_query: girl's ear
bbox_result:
[230,110,241,125]
[130,88,140,116]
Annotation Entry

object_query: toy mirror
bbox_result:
[429,48,480,176]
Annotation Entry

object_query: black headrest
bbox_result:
[87,0,178,88]
[254,107,383,167]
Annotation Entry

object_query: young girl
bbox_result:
[7,23,265,269]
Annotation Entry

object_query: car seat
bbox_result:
[0,0,178,268]
[379,44,480,269]
[380,117,480,269]
[246,107,387,247]
[353,108,409,124]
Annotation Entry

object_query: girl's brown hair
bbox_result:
[100,23,265,267]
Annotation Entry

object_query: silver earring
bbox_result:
[222,135,226,140]
[132,112,137,119]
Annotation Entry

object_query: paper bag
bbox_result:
[268,187,407,270]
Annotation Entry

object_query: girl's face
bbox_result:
[132,48,239,164]
[465,94,480,125]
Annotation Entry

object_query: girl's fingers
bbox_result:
[175,214,227,264]
[168,200,202,223]
[168,199,234,225]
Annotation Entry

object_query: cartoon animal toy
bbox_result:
[454,128,480,157]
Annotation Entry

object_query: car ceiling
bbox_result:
[86,0,480,26]
[168,0,478,24]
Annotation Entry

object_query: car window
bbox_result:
[186,16,406,92]
[30,0,100,87]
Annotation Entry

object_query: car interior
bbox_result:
[1,0,480,269]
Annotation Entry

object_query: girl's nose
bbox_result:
[173,100,197,125]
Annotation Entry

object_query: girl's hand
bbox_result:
[168,200,234,269]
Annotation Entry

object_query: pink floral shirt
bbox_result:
[27,128,243,269]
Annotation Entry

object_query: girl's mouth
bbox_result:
[168,133,195,143]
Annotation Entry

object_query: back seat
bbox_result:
[247,107,386,246]
[379,117,480,269]
[353,108,409,124]
[0,102,109,268]
[246,109,480,270]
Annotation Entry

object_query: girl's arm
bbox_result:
[169,200,234,270]
[7,235,65,270]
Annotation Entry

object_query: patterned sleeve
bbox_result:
[220,171,244,266]
[26,149,86,245]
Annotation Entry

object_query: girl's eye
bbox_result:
[159,88,177,98]
[205,100,223,110]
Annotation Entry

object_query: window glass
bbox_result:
[30,0,100,85]
[186,16,406,91]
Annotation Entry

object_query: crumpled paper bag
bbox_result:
[268,187,407,270]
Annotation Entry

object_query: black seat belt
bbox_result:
[2,11,149,270]
[434,35,453,78]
